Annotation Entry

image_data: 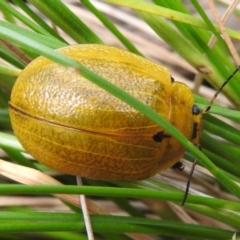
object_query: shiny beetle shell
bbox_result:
[9,44,202,180]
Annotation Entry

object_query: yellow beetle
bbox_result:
[9,44,202,180]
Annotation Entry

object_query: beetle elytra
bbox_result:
[9,44,203,180]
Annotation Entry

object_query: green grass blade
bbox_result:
[81,0,143,55]
[28,0,102,43]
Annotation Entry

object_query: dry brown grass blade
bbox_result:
[0,159,156,240]
[0,159,107,214]
[208,0,240,65]
[193,0,240,93]
[0,39,32,64]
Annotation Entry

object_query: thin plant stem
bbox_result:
[76,176,94,240]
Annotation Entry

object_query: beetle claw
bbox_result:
[172,161,185,171]
[153,131,171,142]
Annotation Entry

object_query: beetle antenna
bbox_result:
[202,66,240,114]
[181,159,197,206]
[182,66,240,205]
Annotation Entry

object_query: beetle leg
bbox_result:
[172,161,185,171]
[152,131,171,142]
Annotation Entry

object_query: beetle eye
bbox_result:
[192,104,200,115]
